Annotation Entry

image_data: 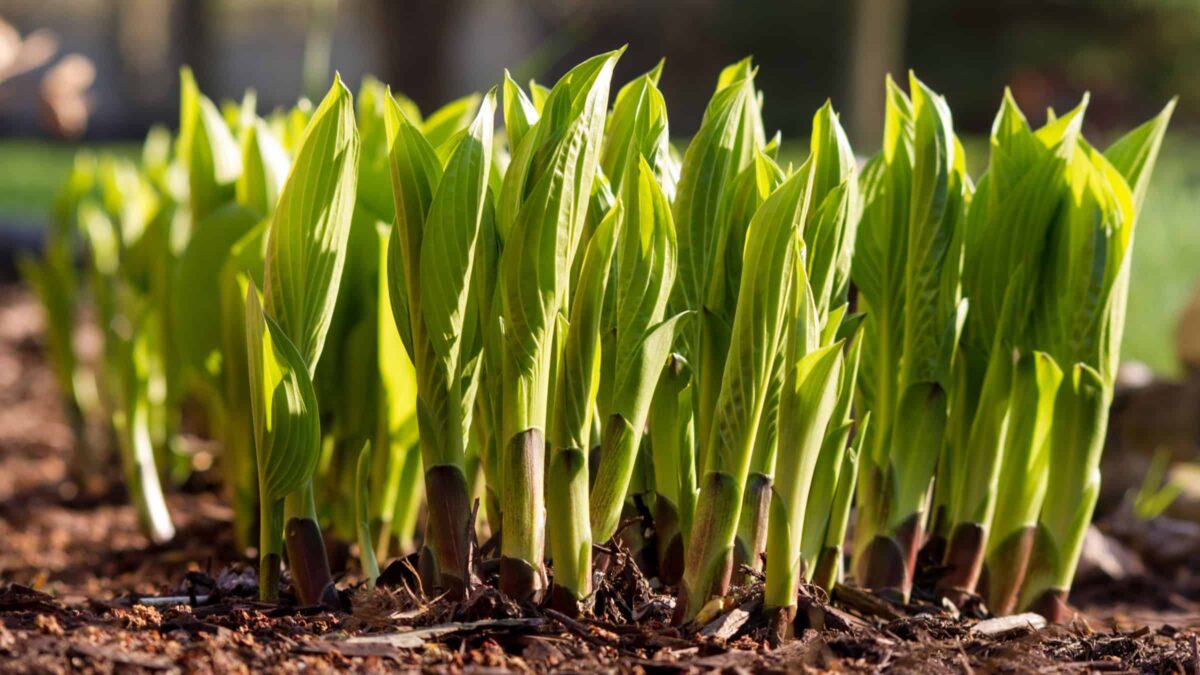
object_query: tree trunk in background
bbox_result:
[303,0,338,101]
[848,0,908,150]
[368,0,464,112]
[116,0,173,108]
[174,0,212,86]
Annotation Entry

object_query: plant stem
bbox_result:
[763,492,800,618]
[649,354,694,585]
[859,384,947,602]
[118,394,175,545]
[800,423,849,580]
[547,446,590,614]
[939,344,1013,603]
[676,471,741,623]
[259,495,283,602]
[589,415,639,544]
[1019,365,1107,622]
[694,312,728,477]
[420,460,472,595]
[283,481,338,607]
[356,443,380,588]
[734,472,771,579]
[763,343,843,615]
[735,354,782,580]
[500,428,546,599]
[984,351,1060,614]
[811,421,863,592]
[412,355,473,597]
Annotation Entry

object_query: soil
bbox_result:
[2,283,1199,673]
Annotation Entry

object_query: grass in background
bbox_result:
[0,140,138,222]
[1122,136,1200,377]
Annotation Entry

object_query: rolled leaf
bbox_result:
[263,74,360,373]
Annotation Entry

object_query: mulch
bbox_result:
[2,284,1199,673]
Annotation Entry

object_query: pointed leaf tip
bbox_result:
[649,58,665,84]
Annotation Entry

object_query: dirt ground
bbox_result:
[2,284,1200,674]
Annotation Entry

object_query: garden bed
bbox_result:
[2,283,1199,673]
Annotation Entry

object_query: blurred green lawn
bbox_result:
[0,140,138,220]
[1123,137,1200,377]
[0,134,1196,376]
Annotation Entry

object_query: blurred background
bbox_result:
[0,0,1198,506]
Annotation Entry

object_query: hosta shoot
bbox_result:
[852,74,969,602]
[496,51,618,599]
[250,75,359,605]
[677,162,810,623]
[547,204,620,614]
[384,86,495,598]
[1018,100,1173,621]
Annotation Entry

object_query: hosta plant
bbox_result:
[383,86,495,598]
[851,74,970,603]
[676,159,811,623]
[37,53,1179,635]
[248,75,359,605]
[495,51,617,599]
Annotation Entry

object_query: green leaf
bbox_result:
[649,354,696,530]
[1105,98,1175,216]
[706,164,811,479]
[529,80,551,110]
[800,335,863,573]
[19,252,77,396]
[715,57,754,92]
[882,75,914,164]
[602,61,671,196]
[612,158,679,420]
[1030,145,1129,381]
[498,51,621,434]
[901,73,963,387]
[314,206,383,439]
[498,51,622,249]
[174,203,260,380]
[707,150,784,322]
[419,90,496,377]
[236,119,290,217]
[263,74,361,373]
[383,89,443,363]
[851,154,908,423]
[355,441,381,587]
[552,203,621,451]
[503,70,539,156]
[807,101,857,215]
[887,382,948,529]
[245,281,322,503]
[961,92,1075,351]
[764,341,844,607]
[1022,362,1107,602]
[674,64,765,315]
[804,101,858,317]
[377,223,418,441]
[990,351,1062,548]
[356,78,398,223]
[805,183,852,319]
[179,68,242,223]
[422,94,482,149]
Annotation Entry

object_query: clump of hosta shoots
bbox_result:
[40,53,1180,635]
[495,51,619,600]
[851,74,970,603]
[383,86,496,598]
[248,75,359,605]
